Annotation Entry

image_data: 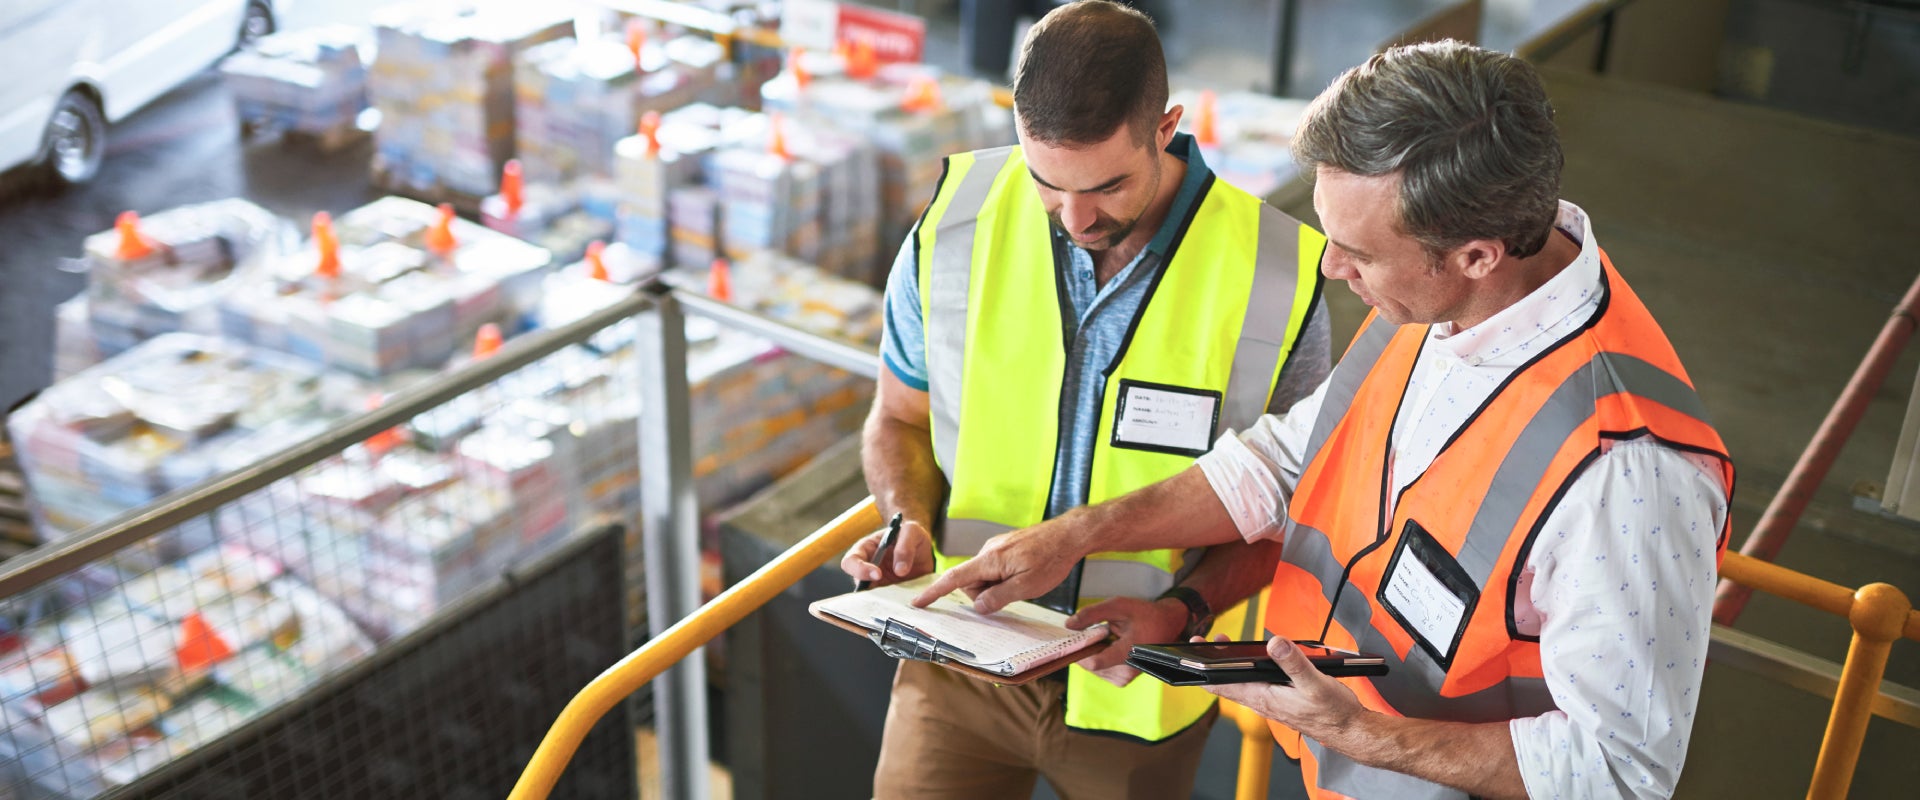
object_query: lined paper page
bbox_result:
[812,576,1107,675]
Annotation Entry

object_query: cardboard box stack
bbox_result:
[760,56,1016,283]
[513,29,730,185]
[368,1,576,198]
[221,25,370,137]
[4,334,340,559]
[1171,89,1309,201]
[664,251,884,504]
[217,197,552,377]
[480,160,617,264]
[721,112,883,282]
[79,202,291,358]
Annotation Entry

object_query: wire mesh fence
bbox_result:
[0,263,880,797]
[0,299,655,796]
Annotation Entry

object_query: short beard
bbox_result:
[1049,147,1162,251]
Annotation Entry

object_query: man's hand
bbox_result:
[839,520,935,588]
[1064,596,1190,687]
[1203,636,1369,745]
[910,519,1086,612]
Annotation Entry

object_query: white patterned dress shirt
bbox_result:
[1196,201,1729,800]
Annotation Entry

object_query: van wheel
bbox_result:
[240,1,275,47]
[40,90,105,186]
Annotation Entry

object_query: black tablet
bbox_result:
[1127,640,1388,685]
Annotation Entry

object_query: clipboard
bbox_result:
[809,605,1110,685]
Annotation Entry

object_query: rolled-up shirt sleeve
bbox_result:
[879,226,929,391]
[1195,377,1328,542]
[1510,439,1728,800]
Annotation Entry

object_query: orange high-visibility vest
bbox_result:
[1264,254,1734,799]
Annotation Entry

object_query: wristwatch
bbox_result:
[1156,586,1215,640]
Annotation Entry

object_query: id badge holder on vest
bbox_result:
[1110,379,1222,458]
[1376,520,1479,670]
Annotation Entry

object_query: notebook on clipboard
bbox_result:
[809,576,1111,684]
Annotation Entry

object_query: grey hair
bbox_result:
[1293,41,1563,259]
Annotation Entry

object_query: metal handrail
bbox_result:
[1714,552,1918,799]
[1220,699,1274,800]
[1212,552,1920,800]
[1715,272,1920,625]
[0,289,657,599]
[671,288,878,376]
[508,496,881,800]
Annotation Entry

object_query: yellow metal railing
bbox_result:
[508,497,880,800]
[510,505,1917,800]
[1211,552,1918,800]
[1716,551,1919,799]
[1221,699,1275,800]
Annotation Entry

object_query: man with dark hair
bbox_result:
[920,40,1732,800]
[837,1,1332,796]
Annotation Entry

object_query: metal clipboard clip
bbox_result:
[870,618,975,664]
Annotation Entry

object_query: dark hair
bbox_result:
[1293,40,1563,259]
[1013,1,1167,148]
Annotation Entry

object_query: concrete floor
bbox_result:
[2,2,1918,799]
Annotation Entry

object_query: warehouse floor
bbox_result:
[1,3,1917,799]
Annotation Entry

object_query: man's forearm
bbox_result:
[1330,713,1527,800]
[1057,466,1244,560]
[861,411,944,525]
[1179,537,1284,623]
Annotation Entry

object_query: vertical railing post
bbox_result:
[1223,700,1274,800]
[637,290,711,800]
[1808,583,1911,799]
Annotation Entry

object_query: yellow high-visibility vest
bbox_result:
[915,144,1323,741]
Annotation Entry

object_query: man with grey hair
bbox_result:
[919,40,1734,799]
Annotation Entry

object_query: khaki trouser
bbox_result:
[873,660,1217,799]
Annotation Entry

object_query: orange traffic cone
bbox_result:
[115,211,156,261]
[500,159,524,217]
[767,112,791,161]
[847,38,878,80]
[425,203,458,256]
[473,322,504,359]
[708,257,734,302]
[789,47,812,90]
[1196,89,1219,148]
[312,211,341,280]
[176,612,234,673]
[585,240,610,282]
[363,393,404,456]
[903,76,943,113]
[640,110,662,158]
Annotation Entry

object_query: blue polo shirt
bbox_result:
[880,133,1217,519]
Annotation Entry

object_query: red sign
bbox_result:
[835,4,926,64]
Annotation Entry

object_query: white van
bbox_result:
[0,0,278,185]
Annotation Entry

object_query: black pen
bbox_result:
[856,513,906,591]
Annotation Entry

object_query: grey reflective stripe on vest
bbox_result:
[1219,209,1304,430]
[1304,736,1465,800]
[944,517,1180,599]
[926,147,1015,471]
[1080,559,1177,599]
[1454,351,1716,583]
[941,517,1015,556]
[1303,314,1397,467]
[1278,349,1711,725]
